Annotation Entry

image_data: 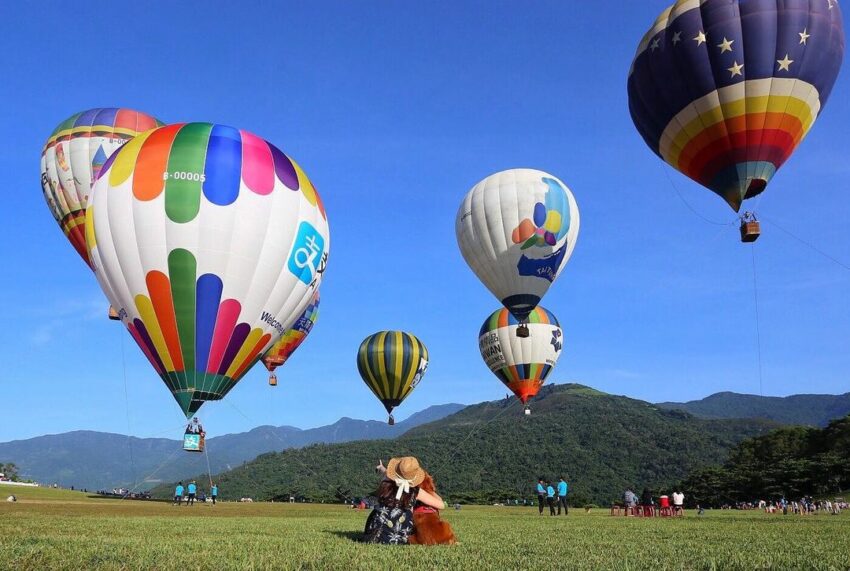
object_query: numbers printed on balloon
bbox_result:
[162,171,206,182]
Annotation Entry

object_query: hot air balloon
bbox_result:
[262,290,320,386]
[628,0,844,236]
[456,169,579,336]
[356,331,429,425]
[478,306,563,414]
[41,108,163,268]
[85,122,330,419]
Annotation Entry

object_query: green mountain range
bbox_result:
[0,403,463,490]
[157,384,780,504]
[657,391,850,427]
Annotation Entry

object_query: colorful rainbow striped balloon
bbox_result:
[41,108,163,267]
[262,289,320,372]
[86,123,330,417]
[478,306,562,404]
[628,0,844,211]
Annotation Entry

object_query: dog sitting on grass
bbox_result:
[408,473,456,545]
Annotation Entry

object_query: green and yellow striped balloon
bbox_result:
[356,331,429,424]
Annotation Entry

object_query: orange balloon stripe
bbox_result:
[146,270,185,371]
[132,124,183,201]
[677,113,803,172]
[690,129,797,184]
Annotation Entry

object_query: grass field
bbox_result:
[2,484,849,570]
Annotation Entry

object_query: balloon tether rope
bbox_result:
[120,334,137,491]
[751,245,764,397]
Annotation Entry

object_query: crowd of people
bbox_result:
[754,497,846,515]
[535,477,570,515]
[172,480,218,505]
[619,488,685,516]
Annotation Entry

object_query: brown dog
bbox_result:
[409,473,457,545]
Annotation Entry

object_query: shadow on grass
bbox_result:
[85,495,171,503]
[326,530,364,542]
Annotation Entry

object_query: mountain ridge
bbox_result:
[0,403,464,490]
[157,384,781,504]
[657,391,850,427]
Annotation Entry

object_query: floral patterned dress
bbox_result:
[363,500,416,545]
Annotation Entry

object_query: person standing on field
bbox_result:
[174,482,184,506]
[186,481,197,506]
[536,477,546,515]
[672,490,685,516]
[546,481,557,516]
[210,483,218,505]
[557,476,569,515]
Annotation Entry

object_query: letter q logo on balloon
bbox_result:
[288,222,326,285]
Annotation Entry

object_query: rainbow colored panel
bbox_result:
[263,291,320,371]
[478,306,559,337]
[130,250,273,415]
[628,0,844,211]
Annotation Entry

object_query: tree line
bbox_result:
[679,415,850,507]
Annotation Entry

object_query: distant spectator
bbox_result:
[210,483,218,505]
[186,481,197,506]
[640,488,654,516]
[672,490,685,516]
[174,482,184,505]
[536,478,546,516]
[557,477,569,516]
[624,489,637,514]
[546,482,556,516]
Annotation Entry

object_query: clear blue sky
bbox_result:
[1,1,848,442]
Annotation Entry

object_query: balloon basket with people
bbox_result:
[183,417,205,453]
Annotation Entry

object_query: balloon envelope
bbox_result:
[41,108,163,267]
[356,331,429,417]
[262,290,320,372]
[479,306,563,404]
[86,122,330,417]
[456,169,579,321]
[628,0,844,211]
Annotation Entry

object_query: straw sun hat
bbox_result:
[386,456,426,492]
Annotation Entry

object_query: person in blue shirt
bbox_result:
[174,482,184,506]
[557,477,569,515]
[546,482,556,516]
[186,481,197,506]
[536,478,546,515]
[210,483,218,505]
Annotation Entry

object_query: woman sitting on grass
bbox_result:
[362,456,445,545]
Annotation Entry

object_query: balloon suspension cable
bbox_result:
[660,164,738,227]
[125,446,183,496]
[223,398,357,503]
[120,334,137,491]
[429,398,521,478]
[203,439,214,489]
[761,216,850,273]
[750,245,764,397]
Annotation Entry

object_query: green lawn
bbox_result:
[1,484,849,570]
